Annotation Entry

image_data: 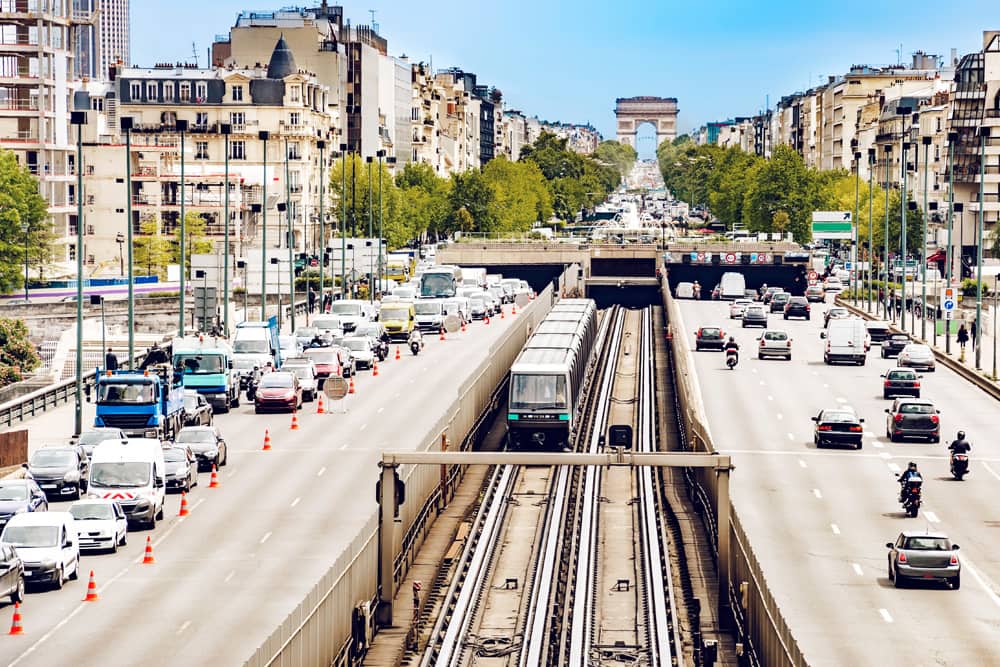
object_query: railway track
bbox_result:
[419,306,683,666]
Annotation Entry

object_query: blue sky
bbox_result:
[132,1,996,158]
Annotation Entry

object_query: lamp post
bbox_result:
[884,144,892,321]
[930,201,939,347]
[259,130,270,321]
[908,200,918,335]
[71,110,86,437]
[920,135,932,340]
[340,143,347,301]
[121,116,134,364]
[946,131,957,355]
[284,137,295,333]
[851,139,859,304]
[346,242,355,298]
[897,106,912,330]
[351,147,357,237]
[115,231,125,275]
[993,275,998,380]
[20,221,29,302]
[366,155,374,303]
[376,149,385,285]
[222,123,232,337]
[867,148,876,312]
[956,203,965,281]
[177,118,188,337]
[270,256,281,331]
[237,259,248,319]
[975,126,988,369]
[317,139,326,312]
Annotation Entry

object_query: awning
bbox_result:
[927,249,946,263]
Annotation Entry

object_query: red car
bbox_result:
[254,372,302,413]
[303,348,343,387]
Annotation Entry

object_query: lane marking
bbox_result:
[798,460,808,468]
[984,462,1000,482]
[961,556,1000,610]
[864,431,877,438]
[923,511,940,523]
[759,381,766,386]
[813,488,822,499]
[317,466,326,477]
[767,395,773,401]
[377,407,384,414]
[224,570,235,583]
[879,608,893,623]
[830,523,841,535]
[823,383,830,389]
[787,432,795,441]
[393,392,401,399]
[752,368,758,374]
[836,397,847,403]
[290,497,300,508]
[360,423,368,431]
[340,443,350,450]
[852,563,864,576]
[176,620,191,636]
[776,413,783,420]
[872,441,884,448]
[879,452,892,460]
[191,498,206,511]
[260,531,272,545]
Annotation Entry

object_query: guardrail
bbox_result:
[661,275,806,666]
[243,285,557,667]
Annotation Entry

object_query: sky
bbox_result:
[131,1,998,159]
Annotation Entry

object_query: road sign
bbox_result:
[443,314,461,333]
[724,252,737,264]
[808,270,818,281]
[811,211,853,240]
[944,310,954,320]
[324,377,349,400]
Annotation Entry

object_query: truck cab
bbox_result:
[233,317,281,388]
[171,336,239,413]
[93,366,184,440]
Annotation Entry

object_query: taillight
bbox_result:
[884,380,891,387]
[894,414,904,423]
[787,341,792,348]
[898,552,907,563]
[806,305,811,310]
[760,340,766,347]
[849,426,863,432]
[931,415,940,424]
[817,425,832,431]
[950,553,959,566]
[913,381,920,388]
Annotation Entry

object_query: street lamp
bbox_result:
[259,130,270,321]
[945,131,958,355]
[851,138,859,304]
[955,203,965,281]
[975,126,989,369]
[20,221,29,302]
[867,148,876,312]
[366,155,374,304]
[346,242,356,298]
[993,274,998,380]
[376,149,385,286]
[121,115,135,365]
[883,144,893,321]
[70,110,86,437]
[897,106,912,330]
[237,259,248,319]
[284,137,294,333]
[115,231,125,275]
[340,143,348,301]
[317,139,326,313]
[930,201,939,347]
[270,256,281,331]
[177,118,188,337]
[221,122,232,338]
[921,135,932,340]
[908,200,918,335]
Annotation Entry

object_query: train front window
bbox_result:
[511,374,567,410]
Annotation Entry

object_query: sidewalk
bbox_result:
[844,296,1000,382]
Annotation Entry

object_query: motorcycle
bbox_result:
[900,477,922,517]
[725,349,738,370]
[245,367,260,401]
[950,453,969,481]
[409,330,424,356]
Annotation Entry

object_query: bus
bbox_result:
[419,265,463,298]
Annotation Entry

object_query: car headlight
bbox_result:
[87,492,101,499]
[205,449,218,458]
[39,559,57,570]
[64,471,81,483]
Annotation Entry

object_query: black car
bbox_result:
[881,333,911,358]
[0,543,25,604]
[73,427,127,460]
[783,296,811,320]
[882,368,921,399]
[174,426,228,471]
[866,320,892,343]
[25,445,89,501]
[885,399,940,442]
[769,292,791,313]
[812,408,865,449]
[694,326,726,350]
[163,445,198,493]
[182,391,214,427]
[0,480,48,532]
[742,305,769,328]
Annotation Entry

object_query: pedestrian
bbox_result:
[105,347,119,371]
[878,286,885,307]
[308,287,317,313]
[322,292,332,313]
[957,323,969,351]
[971,319,978,347]
[887,288,896,318]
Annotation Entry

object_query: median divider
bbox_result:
[836,298,1000,402]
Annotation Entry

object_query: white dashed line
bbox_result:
[290,497,300,508]
[798,459,808,468]
[872,441,884,448]
[377,406,384,414]
[340,443,350,450]
[317,466,326,477]
[224,570,235,583]
[260,531,272,545]
[776,413,783,420]
[823,383,829,389]
[752,368,758,374]
[983,462,1000,482]
[924,511,940,523]
[767,395,773,401]
[787,432,795,441]
[852,563,864,576]
[813,488,822,499]
[176,621,191,636]
[864,431,876,438]
[961,556,1000,609]
[879,452,891,460]
[831,523,841,535]
[360,423,367,431]
[836,397,847,403]
[879,608,893,623]
[191,498,206,511]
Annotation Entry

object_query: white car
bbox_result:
[898,343,936,372]
[68,499,128,553]
[824,277,843,293]
[730,299,752,319]
[1,511,80,589]
[757,329,793,360]
[342,336,376,370]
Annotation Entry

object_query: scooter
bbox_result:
[950,453,969,481]
[409,331,424,356]
[245,367,260,401]
[726,349,738,370]
[900,478,922,517]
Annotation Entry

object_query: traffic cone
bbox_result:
[500,308,505,319]
[8,602,23,635]
[290,411,299,430]
[461,321,467,333]
[178,492,190,517]
[142,536,155,564]
[373,361,379,377]
[348,377,356,394]
[439,326,446,341]
[395,346,401,360]
[485,314,491,325]
[512,303,518,315]
[83,570,99,602]
[262,428,272,451]
[209,465,220,488]
[316,394,325,414]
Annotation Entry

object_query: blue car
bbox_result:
[0,480,48,532]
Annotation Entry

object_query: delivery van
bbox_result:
[821,318,869,366]
[88,438,166,529]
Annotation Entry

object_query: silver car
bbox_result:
[756,329,792,360]
[897,343,935,371]
[342,336,376,370]
[887,531,960,589]
[283,361,318,402]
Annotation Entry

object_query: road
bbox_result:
[0,312,522,666]
[678,298,1000,666]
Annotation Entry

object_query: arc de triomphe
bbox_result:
[615,96,679,148]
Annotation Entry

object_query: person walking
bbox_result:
[322,291,332,313]
[971,319,978,348]
[105,347,119,371]
[957,323,969,352]
[887,288,896,319]
[308,287,317,314]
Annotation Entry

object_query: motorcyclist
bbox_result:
[898,461,921,502]
[408,327,423,351]
[692,281,701,300]
[724,335,739,359]
[948,431,971,455]
[760,282,768,299]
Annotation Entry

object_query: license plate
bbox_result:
[41,485,56,489]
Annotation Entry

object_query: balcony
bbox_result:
[131,166,158,178]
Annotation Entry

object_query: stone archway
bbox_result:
[615,96,679,148]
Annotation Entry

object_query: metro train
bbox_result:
[507,299,599,450]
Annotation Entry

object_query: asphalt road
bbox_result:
[678,297,1000,666]
[0,313,523,666]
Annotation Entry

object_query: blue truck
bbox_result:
[171,336,239,412]
[92,362,185,440]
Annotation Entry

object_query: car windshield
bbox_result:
[176,429,216,443]
[511,373,568,410]
[764,332,787,341]
[2,526,58,548]
[174,353,223,374]
[233,339,269,354]
[344,339,369,352]
[700,328,721,337]
[887,371,915,379]
[30,450,75,467]
[330,303,361,316]
[70,504,114,521]
[162,449,188,463]
[470,299,485,308]
[183,395,201,410]
[98,381,154,404]
[90,461,151,487]
[903,537,951,550]
[773,294,788,301]
[381,308,409,321]
[78,431,119,446]
[313,317,343,331]
[260,374,294,389]
[290,367,314,380]
[0,485,28,501]
[899,403,935,414]
[304,350,336,364]
[415,303,442,315]
[821,411,857,422]
[295,328,318,339]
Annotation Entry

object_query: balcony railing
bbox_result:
[0,99,39,111]
[985,109,1000,119]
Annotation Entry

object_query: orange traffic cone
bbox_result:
[142,536,155,564]
[8,602,23,635]
[461,321,467,333]
[500,308,505,319]
[439,326,446,341]
[262,428,272,451]
[178,492,190,517]
[512,303,517,315]
[316,394,325,414]
[83,570,99,601]
[485,315,491,325]
[209,465,220,488]
[373,361,379,377]
[395,346,401,360]
[349,377,356,394]
[290,411,299,430]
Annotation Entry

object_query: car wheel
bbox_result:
[11,577,24,604]
[53,567,64,590]
[119,530,127,547]
[894,572,906,588]
[758,354,764,360]
[156,504,164,521]
[222,449,228,466]
[783,315,788,320]
[952,573,961,590]
[855,441,863,450]
[254,407,261,414]
[883,392,890,399]
[69,558,79,580]
[111,535,119,553]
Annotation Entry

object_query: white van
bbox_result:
[676,282,695,299]
[414,299,446,331]
[1,511,80,589]
[88,438,166,529]
[720,272,746,300]
[460,267,487,289]
[821,318,869,366]
[328,300,376,331]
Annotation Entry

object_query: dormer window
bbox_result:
[179,82,191,102]
[164,81,174,100]
[195,82,207,102]
[231,85,244,102]
[289,85,300,103]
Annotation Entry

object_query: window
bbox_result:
[179,82,191,101]
[229,112,245,128]
[289,170,301,192]
[287,141,301,160]
[195,141,208,160]
[146,82,157,100]
[68,243,76,261]
[195,82,207,101]
[91,97,103,111]
[164,81,174,100]
[289,85,301,102]
[288,111,300,127]
[231,85,244,102]
[230,140,246,160]
[195,112,208,127]
[129,82,141,99]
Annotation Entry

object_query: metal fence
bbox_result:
[243,285,557,667]
[661,275,806,666]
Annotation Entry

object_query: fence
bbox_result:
[244,284,557,667]
[661,275,806,666]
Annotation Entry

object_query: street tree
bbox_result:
[0,149,53,293]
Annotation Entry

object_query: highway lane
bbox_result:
[678,297,1000,666]
[0,311,525,666]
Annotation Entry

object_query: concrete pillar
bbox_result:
[716,460,733,629]
[377,463,396,626]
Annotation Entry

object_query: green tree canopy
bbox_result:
[0,150,53,293]
[0,318,40,386]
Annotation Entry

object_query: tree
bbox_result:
[173,211,214,271]
[482,157,553,232]
[0,149,52,293]
[396,162,451,241]
[133,218,173,279]
[772,211,790,234]
[0,318,40,387]
[329,155,405,243]
[592,141,638,179]
[741,145,822,241]
[448,171,497,233]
